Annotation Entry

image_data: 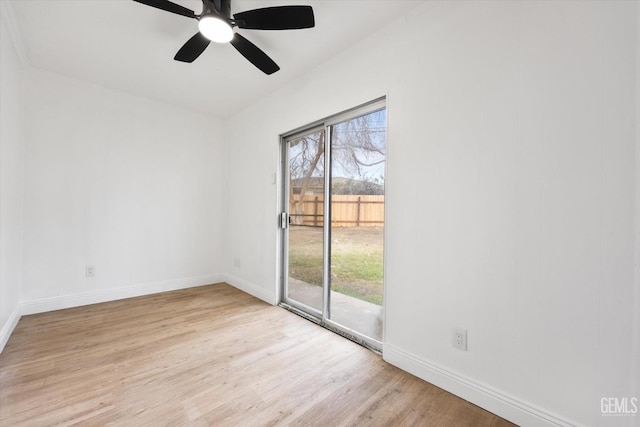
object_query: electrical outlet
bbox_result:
[85,265,96,277]
[453,328,467,351]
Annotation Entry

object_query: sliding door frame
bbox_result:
[279,97,387,352]
[280,124,326,318]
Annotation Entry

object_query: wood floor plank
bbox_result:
[0,284,516,426]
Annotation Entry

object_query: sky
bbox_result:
[288,108,387,184]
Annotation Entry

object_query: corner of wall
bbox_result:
[0,0,26,355]
[221,121,232,276]
[223,274,277,306]
[0,306,21,354]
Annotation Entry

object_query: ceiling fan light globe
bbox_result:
[198,16,233,43]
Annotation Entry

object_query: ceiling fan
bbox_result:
[133,0,315,75]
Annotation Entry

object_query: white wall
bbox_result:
[21,68,226,311]
[0,5,25,350]
[225,1,638,426]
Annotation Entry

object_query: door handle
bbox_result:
[280,212,289,229]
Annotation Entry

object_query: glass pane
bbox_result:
[287,129,325,312]
[329,109,386,341]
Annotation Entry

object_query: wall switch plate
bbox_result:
[453,328,467,350]
[85,265,96,277]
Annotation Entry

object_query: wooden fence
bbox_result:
[289,195,384,227]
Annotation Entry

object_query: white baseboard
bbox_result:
[0,305,22,353]
[21,274,225,316]
[383,344,576,427]
[224,274,276,305]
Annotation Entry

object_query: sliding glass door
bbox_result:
[284,127,325,314]
[281,100,386,350]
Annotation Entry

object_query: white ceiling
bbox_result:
[9,0,421,118]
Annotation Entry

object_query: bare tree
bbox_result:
[331,111,386,179]
[288,109,386,224]
[288,131,325,224]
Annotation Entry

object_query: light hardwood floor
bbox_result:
[0,284,516,426]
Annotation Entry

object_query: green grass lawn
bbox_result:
[288,226,383,305]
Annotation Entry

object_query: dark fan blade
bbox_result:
[132,0,196,19]
[234,6,314,30]
[174,33,210,63]
[230,34,280,75]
